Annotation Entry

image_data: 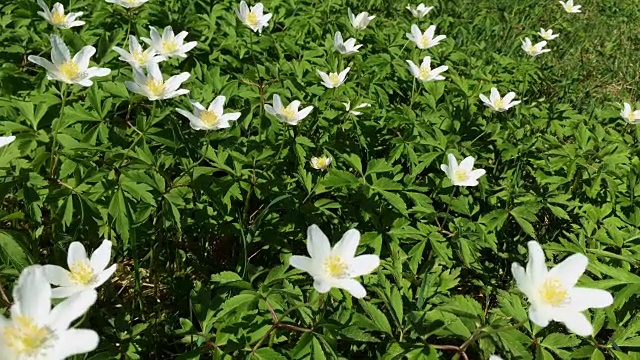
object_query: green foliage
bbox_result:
[0,0,639,359]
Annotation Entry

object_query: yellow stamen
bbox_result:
[454,169,469,183]
[69,260,94,285]
[200,110,219,126]
[494,98,505,109]
[420,36,431,48]
[59,60,80,80]
[282,106,296,121]
[324,255,348,278]
[328,73,340,86]
[419,67,430,81]
[132,51,146,64]
[145,79,165,97]
[313,157,329,170]
[246,12,259,26]
[50,10,66,25]
[539,278,569,306]
[162,39,178,54]
[4,315,51,355]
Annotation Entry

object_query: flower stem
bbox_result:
[49,83,67,177]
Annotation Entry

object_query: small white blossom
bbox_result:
[406,56,448,82]
[28,35,111,86]
[511,241,613,336]
[521,37,550,57]
[0,136,16,148]
[141,26,197,59]
[406,24,446,49]
[479,88,521,112]
[125,62,190,101]
[348,8,375,30]
[334,32,362,55]
[406,3,433,18]
[343,101,371,116]
[310,156,332,170]
[37,0,85,29]
[559,0,581,13]
[176,96,241,131]
[317,67,350,89]
[43,240,117,299]
[539,28,559,40]
[113,35,165,68]
[440,153,485,187]
[105,0,149,8]
[621,103,640,124]
[264,94,313,126]
[289,224,380,298]
[235,1,272,34]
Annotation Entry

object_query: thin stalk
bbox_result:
[50,83,67,177]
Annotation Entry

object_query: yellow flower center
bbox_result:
[59,60,80,80]
[4,316,51,355]
[314,157,329,169]
[329,73,340,86]
[324,255,348,278]
[50,10,66,25]
[419,67,430,80]
[69,260,94,285]
[200,110,219,126]
[132,51,146,64]
[246,12,259,26]
[420,36,431,48]
[539,278,569,306]
[454,169,469,183]
[282,106,296,121]
[527,45,537,54]
[162,39,178,54]
[145,79,165,97]
[494,98,505,109]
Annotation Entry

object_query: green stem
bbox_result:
[50,83,67,177]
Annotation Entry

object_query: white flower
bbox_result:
[343,101,371,116]
[317,67,350,89]
[406,3,433,18]
[264,95,313,125]
[27,35,111,86]
[235,1,272,34]
[0,136,16,148]
[141,26,197,59]
[105,0,149,8]
[621,103,640,125]
[348,8,375,30]
[521,37,551,57]
[511,241,613,336]
[406,56,448,82]
[289,224,380,298]
[0,265,99,359]
[37,0,85,29]
[559,0,581,13]
[489,356,503,360]
[176,96,241,131]
[539,28,559,40]
[310,156,332,170]
[43,240,116,299]
[125,62,190,101]
[334,32,362,55]
[479,88,521,112]
[406,24,446,49]
[440,153,485,187]
[113,36,165,68]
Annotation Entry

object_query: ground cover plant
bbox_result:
[0,0,639,358]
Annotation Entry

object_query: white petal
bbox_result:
[568,288,613,311]
[67,242,88,268]
[336,278,367,298]
[272,94,283,113]
[92,264,116,288]
[14,266,51,321]
[458,156,475,172]
[548,253,587,289]
[43,265,74,287]
[526,241,547,286]
[51,35,70,65]
[528,305,551,328]
[209,95,226,115]
[554,311,593,336]
[51,329,99,358]
[72,46,96,71]
[307,224,331,260]
[0,136,15,148]
[313,278,332,293]
[349,255,380,277]
[90,240,112,273]
[47,290,97,330]
[51,286,82,299]
[289,255,315,274]
[332,229,360,260]
[296,106,313,121]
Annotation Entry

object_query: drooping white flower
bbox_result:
[334,32,362,55]
[343,101,371,116]
[559,0,581,13]
[511,241,613,336]
[406,3,433,18]
[0,136,16,148]
[621,103,640,125]
[479,88,521,112]
[235,1,272,34]
[539,28,559,40]
[113,36,165,68]
[521,37,551,57]
[264,94,313,126]
[0,265,99,359]
[37,0,85,29]
[406,24,446,49]
[289,224,380,298]
[176,96,241,131]
[348,8,375,30]
[310,156,332,170]
[104,0,149,8]
[43,240,116,299]
[125,62,190,101]
[440,153,485,187]
[141,26,197,59]
[317,67,350,89]
[27,35,111,86]
[406,56,448,82]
